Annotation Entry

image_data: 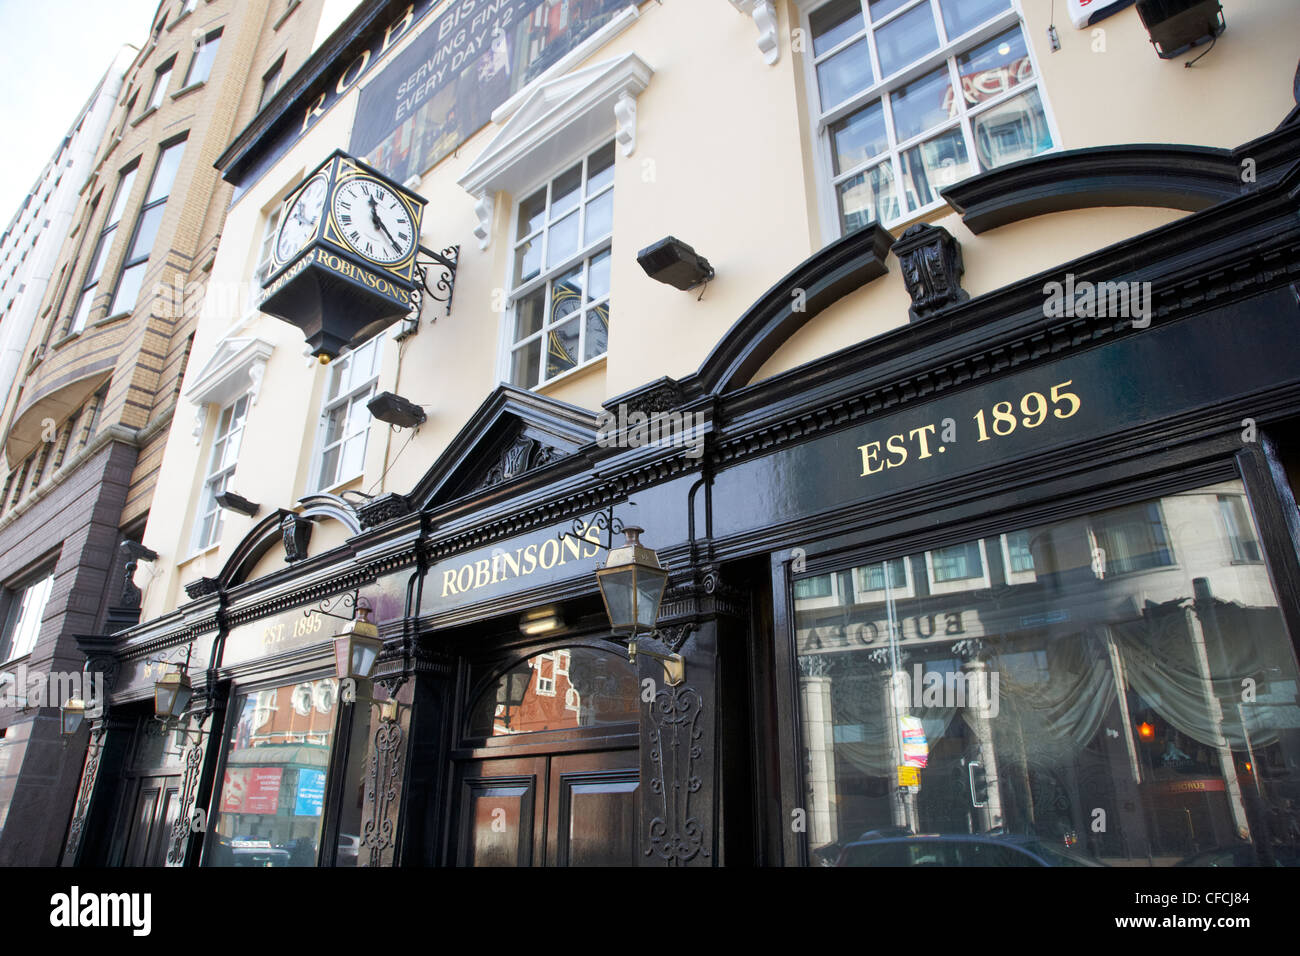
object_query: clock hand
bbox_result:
[369,200,404,254]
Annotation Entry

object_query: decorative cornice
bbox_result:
[891,223,968,322]
[356,492,412,530]
[184,576,219,599]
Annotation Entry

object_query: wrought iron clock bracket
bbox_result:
[405,244,460,331]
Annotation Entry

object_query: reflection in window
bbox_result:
[859,557,907,592]
[468,646,638,737]
[1091,502,1173,576]
[794,480,1300,867]
[795,575,834,600]
[207,678,340,867]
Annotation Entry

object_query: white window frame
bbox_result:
[851,555,916,603]
[247,205,282,316]
[310,336,382,493]
[0,571,54,663]
[147,57,174,112]
[193,392,250,552]
[1000,531,1037,585]
[925,538,991,594]
[183,28,222,88]
[796,0,1061,243]
[501,138,615,391]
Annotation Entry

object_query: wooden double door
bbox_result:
[452,747,639,866]
[120,774,182,867]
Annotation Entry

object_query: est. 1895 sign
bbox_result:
[259,149,427,362]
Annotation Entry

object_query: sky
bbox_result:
[0,0,162,226]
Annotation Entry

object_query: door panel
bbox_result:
[547,751,639,866]
[453,749,638,866]
[122,775,181,867]
[454,757,545,867]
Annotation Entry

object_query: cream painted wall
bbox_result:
[137,0,1299,619]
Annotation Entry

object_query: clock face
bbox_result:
[332,177,416,265]
[276,175,328,264]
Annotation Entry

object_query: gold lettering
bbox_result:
[885,433,907,469]
[858,440,883,476]
[302,91,327,133]
[522,544,538,574]
[336,49,372,95]
[560,534,582,564]
[582,524,601,558]
[474,558,491,589]
[538,538,560,569]
[909,424,936,459]
[442,569,458,596]
[382,5,415,53]
[456,565,473,593]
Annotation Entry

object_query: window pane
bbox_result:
[900,128,972,211]
[586,143,615,194]
[511,338,540,389]
[150,65,173,109]
[971,87,1053,170]
[339,433,366,480]
[551,265,583,325]
[584,189,613,245]
[874,2,939,77]
[811,0,864,56]
[837,161,898,232]
[546,210,579,269]
[110,262,147,315]
[1005,531,1035,573]
[186,32,220,86]
[108,170,136,225]
[319,446,339,487]
[514,287,545,341]
[587,249,611,301]
[147,140,187,203]
[1093,502,1173,576]
[514,237,541,285]
[939,0,1010,40]
[957,27,1032,107]
[467,647,639,737]
[70,285,96,334]
[817,37,874,109]
[868,0,912,20]
[324,405,347,446]
[129,203,166,260]
[207,679,340,868]
[517,189,546,240]
[890,67,955,142]
[831,100,888,174]
[931,540,982,581]
[859,557,907,591]
[83,227,115,285]
[545,318,579,380]
[795,479,1300,868]
[551,163,582,219]
[584,304,608,361]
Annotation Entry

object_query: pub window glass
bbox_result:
[467,647,639,738]
[206,678,341,866]
[794,480,1300,867]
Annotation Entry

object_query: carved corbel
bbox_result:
[729,0,780,65]
[614,90,638,157]
[473,193,494,250]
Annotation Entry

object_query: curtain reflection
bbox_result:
[796,480,1300,866]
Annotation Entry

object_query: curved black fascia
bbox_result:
[689,222,894,397]
[941,144,1243,235]
[217,508,295,589]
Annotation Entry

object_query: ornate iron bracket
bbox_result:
[400,244,460,335]
[556,503,631,553]
[304,589,372,623]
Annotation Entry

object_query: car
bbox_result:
[227,836,291,867]
[835,832,1104,867]
[1176,843,1300,867]
[337,833,361,866]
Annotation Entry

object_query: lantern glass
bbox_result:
[154,671,193,719]
[333,607,382,681]
[351,636,381,678]
[596,527,668,635]
[61,699,86,736]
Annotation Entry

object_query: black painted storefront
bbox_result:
[58,103,1300,867]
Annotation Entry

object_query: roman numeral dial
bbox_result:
[331,177,416,265]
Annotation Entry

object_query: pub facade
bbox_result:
[58,0,1300,866]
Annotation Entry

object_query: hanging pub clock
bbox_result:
[259,150,427,362]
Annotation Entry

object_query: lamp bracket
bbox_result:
[627,636,686,686]
[304,589,371,622]
[557,504,631,553]
[407,244,460,326]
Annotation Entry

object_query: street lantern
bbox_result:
[61,698,87,736]
[595,526,683,686]
[154,668,194,720]
[595,527,669,636]
[334,604,383,681]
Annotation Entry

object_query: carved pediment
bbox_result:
[408,385,598,511]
